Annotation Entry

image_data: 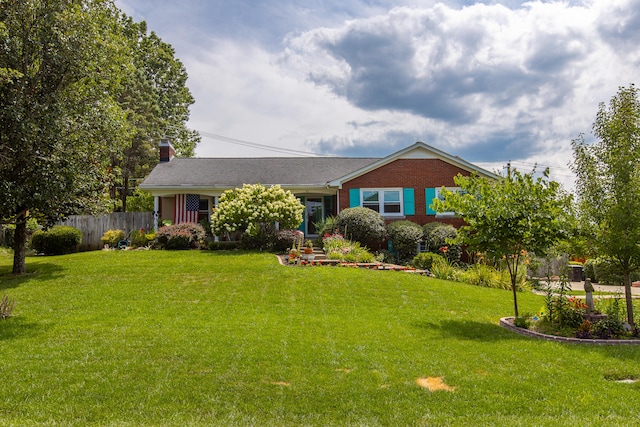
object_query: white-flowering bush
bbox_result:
[211,184,304,237]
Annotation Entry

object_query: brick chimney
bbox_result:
[159,139,175,162]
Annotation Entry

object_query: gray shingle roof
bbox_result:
[140,157,379,188]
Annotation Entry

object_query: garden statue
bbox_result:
[584,278,595,313]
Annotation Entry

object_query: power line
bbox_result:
[193,129,333,157]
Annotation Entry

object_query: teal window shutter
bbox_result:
[349,188,361,208]
[425,188,436,215]
[298,196,306,232]
[403,188,415,215]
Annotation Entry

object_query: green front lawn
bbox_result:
[1,250,639,426]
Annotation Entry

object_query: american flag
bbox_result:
[174,194,200,224]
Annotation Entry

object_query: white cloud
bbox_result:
[116,0,640,191]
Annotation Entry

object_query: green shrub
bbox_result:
[422,222,461,264]
[411,252,446,270]
[458,263,508,289]
[592,318,624,339]
[101,229,125,248]
[274,229,304,252]
[334,207,386,249]
[239,229,277,251]
[155,223,205,250]
[31,226,82,255]
[514,316,530,329]
[131,229,155,248]
[387,220,423,264]
[430,260,458,281]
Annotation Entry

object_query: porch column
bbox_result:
[153,196,160,231]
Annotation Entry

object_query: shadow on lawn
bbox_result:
[414,319,529,342]
[0,317,43,341]
[0,262,65,290]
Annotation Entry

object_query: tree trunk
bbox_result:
[121,169,129,213]
[12,218,27,275]
[512,279,519,318]
[507,257,519,317]
[623,271,635,325]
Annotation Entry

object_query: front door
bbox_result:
[306,198,324,236]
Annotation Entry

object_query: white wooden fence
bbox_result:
[58,212,154,251]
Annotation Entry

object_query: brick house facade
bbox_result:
[337,158,471,228]
[140,141,497,234]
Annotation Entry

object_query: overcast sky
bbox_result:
[115,0,639,190]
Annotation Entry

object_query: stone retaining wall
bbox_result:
[500,317,640,345]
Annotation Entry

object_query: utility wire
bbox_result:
[193,129,333,157]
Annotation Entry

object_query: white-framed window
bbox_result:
[362,188,404,216]
[435,187,461,217]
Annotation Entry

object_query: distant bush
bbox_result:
[31,226,82,255]
[126,188,154,212]
[583,258,597,282]
[586,257,640,285]
[1,219,40,249]
[387,220,423,264]
[334,207,386,249]
[155,223,205,250]
[101,229,125,248]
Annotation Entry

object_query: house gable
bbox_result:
[334,142,498,226]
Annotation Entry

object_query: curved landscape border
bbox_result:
[500,317,640,345]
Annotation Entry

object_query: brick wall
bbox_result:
[338,158,471,227]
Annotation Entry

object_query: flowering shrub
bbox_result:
[322,232,375,263]
[334,207,386,249]
[155,223,205,250]
[210,184,304,244]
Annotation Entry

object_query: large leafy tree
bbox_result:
[0,0,131,274]
[433,170,572,317]
[572,84,640,326]
[112,18,199,212]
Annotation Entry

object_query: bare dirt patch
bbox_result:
[270,381,291,386]
[416,377,456,392]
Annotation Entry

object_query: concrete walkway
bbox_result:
[541,281,640,297]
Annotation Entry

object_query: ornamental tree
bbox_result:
[210,184,304,237]
[571,84,640,326]
[433,169,573,317]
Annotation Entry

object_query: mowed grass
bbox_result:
[1,250,639,426]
